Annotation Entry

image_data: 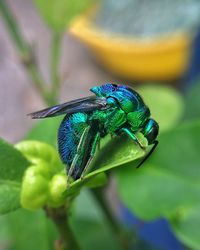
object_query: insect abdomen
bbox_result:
[58,113,88,168]
[58,112,100,180]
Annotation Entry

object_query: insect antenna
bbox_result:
[136,140,159,168]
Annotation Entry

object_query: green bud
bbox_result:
[21,166,49,210]
[34,161,52,179]
[15,140,63,174]
[48,173,67,207]
[15,140,69,209]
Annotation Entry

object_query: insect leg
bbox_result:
[119,127,158,168]
[67,119,100,181]
[80,132,100,179]
[136,140,158,168]
[120,127,146,149]
[67,126,91,182]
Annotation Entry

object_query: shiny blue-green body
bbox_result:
[29,83,159,180]
[57,84,159,179]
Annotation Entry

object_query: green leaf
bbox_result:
[138,85,184,132]
[0,138,29,214]
[90,133,147,173]
[116,120,200,220]
[0,215,10,244]
[0,208,57,250]
[171,205,200,250]
[0,185,21,216]
[70,190,121,250]
[184,78,200,121]
[0,138,29,181]
[15,140,63,172]
[85,172,107,188]
[34,0,95,32]
[26,117,61,147]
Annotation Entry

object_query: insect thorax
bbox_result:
[91,107,127,134]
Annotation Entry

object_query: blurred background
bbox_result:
[1,0,200,143]
[1,0,200,249]
[0,0,112,142]
[0,0,200,142]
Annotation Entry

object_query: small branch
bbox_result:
[0,0,51,105]
[0,0,28,57]
[50,31,63,100]
[91,188,130,250]
[45,206,80,250]
[23,53,52,105]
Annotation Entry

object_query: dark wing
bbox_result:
[28,96,108,119]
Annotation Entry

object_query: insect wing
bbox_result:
[28,96,107,119]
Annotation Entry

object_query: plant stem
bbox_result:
[0,0,28,57]
[45,206,80,250]
[0,0,51,105]
[91,188,130,250]
[50,31,63,104]
[25,60,52,105]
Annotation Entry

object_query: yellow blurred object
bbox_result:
[70,11,192,81]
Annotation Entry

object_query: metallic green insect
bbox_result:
[29,83,159,180]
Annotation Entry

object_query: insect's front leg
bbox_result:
[119,127,146,149]
[68,120,100,182]
[67,126,91,183]
[118,127,158,169]
[80,131,100,179]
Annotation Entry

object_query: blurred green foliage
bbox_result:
[0,140,29,214]
[138,85,184,132]
[184,78,200,121]
[0,190,121,250]
[0,209,57,250]
[71,190,121,250]
[117,121,200,248]
[172,204,200,250]
[34,0,95,32]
